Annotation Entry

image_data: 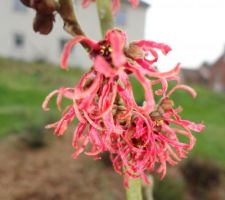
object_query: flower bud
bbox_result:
[31,0,57,15]
[160,98,174,111]
[125,43,144,59]
[33,13,54,35]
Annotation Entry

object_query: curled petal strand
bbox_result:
[168,84,197,98]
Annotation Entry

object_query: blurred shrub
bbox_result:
[181,157,225,200]
[20,111,57,149]
[22,123,46,148]
[153,168,186,200]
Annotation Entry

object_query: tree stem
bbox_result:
[96,0,114,37]
[95,1,154,200]
[126,178,143,200]
[57,0,90,51]
[143,175,154,200]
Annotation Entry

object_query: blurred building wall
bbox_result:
[0,0,149,68]
[210,49,225,92]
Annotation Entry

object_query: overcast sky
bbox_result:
[144,0,225,70]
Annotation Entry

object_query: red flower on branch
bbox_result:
[43,28,204,186]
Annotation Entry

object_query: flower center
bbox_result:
[131,138,145,148]
[98,41,112,61]
[150,111,164,126]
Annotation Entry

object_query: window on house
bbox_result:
[13,0,27,12]
[59,38,69,53]
[14,33,25,48]
[115,10,127,27]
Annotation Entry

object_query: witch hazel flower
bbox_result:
[43,28,204,186]
[61,29,174,114]
[82,0,139,13]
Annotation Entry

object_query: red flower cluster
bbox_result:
[82,0,139,13]
[43,29,204,186]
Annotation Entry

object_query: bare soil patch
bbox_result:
[0,134,125,200]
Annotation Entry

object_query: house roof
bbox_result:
[122,0,150,7]
[140,0,151,7]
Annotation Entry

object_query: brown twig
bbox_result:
[57,0,91,51]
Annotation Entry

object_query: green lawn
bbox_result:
[171,86,225,166]
[0,57,83,135]
[0,57,225,168]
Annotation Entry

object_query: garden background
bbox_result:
[0,0,225,200]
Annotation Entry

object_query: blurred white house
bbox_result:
[0,0,149,67]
